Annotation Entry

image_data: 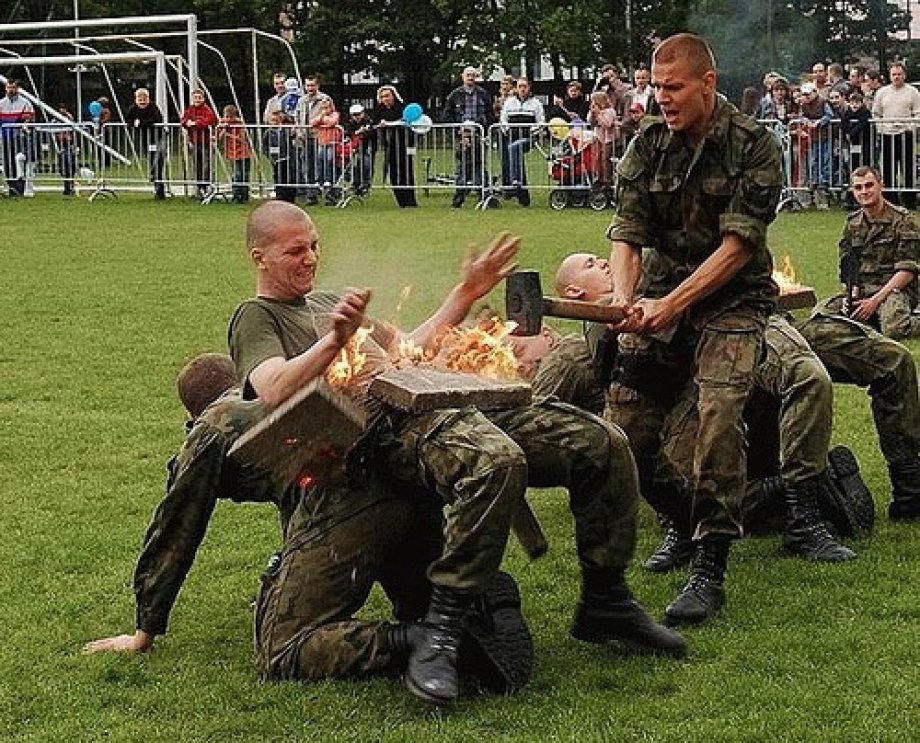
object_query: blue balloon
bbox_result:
[88,100,103,118]
[402,103,423,124]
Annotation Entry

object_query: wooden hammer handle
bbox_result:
[542,298,628,324]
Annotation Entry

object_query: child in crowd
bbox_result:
[586,91,619,190]
[263,110,297,203]
[218,104,252,203]
[309,97,343,206]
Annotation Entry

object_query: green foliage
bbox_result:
[0,195,918,741]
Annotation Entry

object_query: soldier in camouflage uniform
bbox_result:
[83,352,534,693]
[231,201,685,705]
[832,166,920,340]
[605,33,785,626]
[506,326,605,414]
[83,353,292,654]
[556,251,860,568]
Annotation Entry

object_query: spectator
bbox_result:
[55,103,77,196]
[871,62,920,209]
[848,65,866,94]
[862,69,883,108]
[125,87,166,200]
[827,89,847,189]
[500,76,544,207]
[0,78,34,196]
[294,75,332,204]
[840,91,872,207]
[180,89,218,199]
[262,72,288,123]
[828,63,851,98]
[343,103,375,196]
[442,66,492,208]
[740,86,761,116]
[756,78,792,122]
[217,104,252,204]
[621,67,660,117]
[618,102,646,155]
[812,61,830,98]
[263,109,297,203]
[371,84,417,208]
[560,80,589,121]
[493,74,516,119]
[309,97,343,206]
[798,81,834,209]
[586,91,618,190]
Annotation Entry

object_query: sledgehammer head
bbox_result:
[506,270,544,336]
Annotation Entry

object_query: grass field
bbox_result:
[1,192,918,742]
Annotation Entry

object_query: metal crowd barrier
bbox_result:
[5,117,920,210]
[762,116,920,211]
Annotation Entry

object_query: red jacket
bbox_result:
[180,103,218,145]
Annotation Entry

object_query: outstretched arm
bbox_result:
[407,232,519,350]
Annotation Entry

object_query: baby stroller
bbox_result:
[329,136,366,207]
[547,128,610,211]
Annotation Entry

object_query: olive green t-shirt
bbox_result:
[227,291,397,407]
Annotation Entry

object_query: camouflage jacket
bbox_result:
[607,94,781,326]
[839,200,920,307]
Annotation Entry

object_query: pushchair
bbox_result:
[546,128,610,210]
[330,135,368,208]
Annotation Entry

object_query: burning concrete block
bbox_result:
[777,287,817,311]
[228,379,366,487]
[369,367,532,413]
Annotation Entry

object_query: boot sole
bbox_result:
[824,446,876,536]
[405,674,457,706]
[458,572,534,694]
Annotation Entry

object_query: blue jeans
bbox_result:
[506,138,532,186]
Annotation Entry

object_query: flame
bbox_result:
[326,325,373,389]
[772,253,804,294]
[390,285,413,327]
[432,317,521,380]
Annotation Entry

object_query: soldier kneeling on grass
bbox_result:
[84,352,534,699]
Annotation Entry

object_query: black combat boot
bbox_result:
[405,584,472,705]
[820,446,875,536]
[888,458,920,521]
[643,520,694,573]
[783,477,857,562]
[571,568,688,657]
[665,536,730,627]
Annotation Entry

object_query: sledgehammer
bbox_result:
[506,270,628,335]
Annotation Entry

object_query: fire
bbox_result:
[432,317,521,380]
[326,325,373,389]
[772,253,805,294]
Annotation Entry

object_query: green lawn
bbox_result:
[1,193,917,742]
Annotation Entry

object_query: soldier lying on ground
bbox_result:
[83,353,535,696]
[230,200,686,705]
[554,250,869,571]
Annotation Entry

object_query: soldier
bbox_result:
[230,201,686,704]
[555,251,861,569]
[834,166,920,340]
[83,354,534,695]
[607,33,785,626]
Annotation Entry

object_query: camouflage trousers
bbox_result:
[878,290,920,340]
[255,482,443,681]
[375,398,640,591]
[133,390,296,636]
[607,307,768,539]
[751,315,832,485]
[795,310,920,464]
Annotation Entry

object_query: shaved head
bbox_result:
[247,200,313,254]
[177,353,237,418]
[555,252,612,300]
[652,33,717,78]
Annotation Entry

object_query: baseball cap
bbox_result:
[284,77,299,92]
[801,82,817,95]
[349,103,365,115]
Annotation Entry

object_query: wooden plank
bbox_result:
[228,379,366,486]
[369,367,532,412]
